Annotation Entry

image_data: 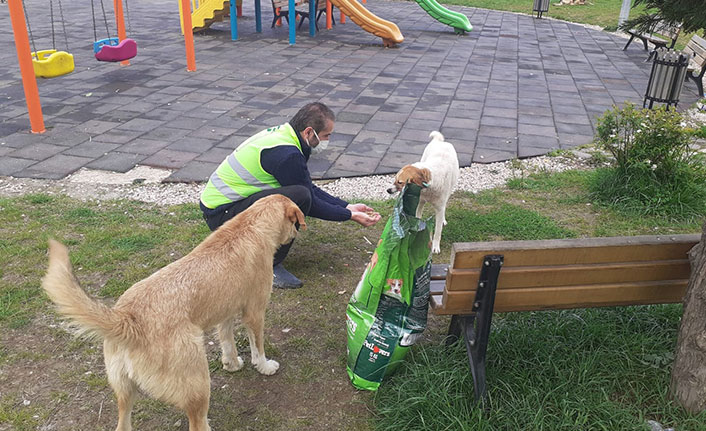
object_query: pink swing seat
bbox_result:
[95,38,137,62]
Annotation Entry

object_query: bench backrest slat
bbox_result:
[440,280,688,314]
[272,0,325,10]
[433,234,699,315]
[450,235,696,268]
[686,34,706,68]
[655,22,681,40]
[446,259,690,290]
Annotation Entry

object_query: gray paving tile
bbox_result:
[77,120,122,135]
[9,143,66,161]
[86,152,148,173]
[328,154,379,175]
[141,149,199,169]
[91,129,145,144]
[473,147,516,163]
[518,134,559,149]
[165,161,218,183]
[118,138,172,156]
[333,121,365,135]
[118,118,166,133]
[555,123,594,136]
[388,139,429,154]
[140,127,191,141]
[14,154,92,179]
[0,157,36,176]
[378,148,428,171]
[336,111,374,124]
[63,142,121,158]
[396,128,432,142]
[559,133,594,148]
[481,116,517,128]
[518,124,557,137]
[354,130,397,145]
[478,126,518,139]
[167,138,217,153]
[1,132,47,148]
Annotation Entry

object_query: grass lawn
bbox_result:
[1,166,705,430]
[444,0,697,50]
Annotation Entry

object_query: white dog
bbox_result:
[387,131,459,253]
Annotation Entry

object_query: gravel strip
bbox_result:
[0,154,594,206]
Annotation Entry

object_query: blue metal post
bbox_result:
[288,0,295,44]
[255,0,262,32]
[309,0,315,36]
[230,0,238,40]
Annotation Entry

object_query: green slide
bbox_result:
[413,0,472,34]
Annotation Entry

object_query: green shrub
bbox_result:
[591,103,706,218]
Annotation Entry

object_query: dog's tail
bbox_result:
[42,239,138,343]
[429,131,445,142]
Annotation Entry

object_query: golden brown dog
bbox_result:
[41,194,306,431]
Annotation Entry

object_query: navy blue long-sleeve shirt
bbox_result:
[260,132,351,222]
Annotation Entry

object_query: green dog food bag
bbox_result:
[346,184,433,391]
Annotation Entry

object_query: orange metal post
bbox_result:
[326,0,331,29]
[113,0,130,66]
[340,10,346,23]
[180,0,197,71]
[8,0,45,133]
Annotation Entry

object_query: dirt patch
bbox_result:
[1,306,375,431]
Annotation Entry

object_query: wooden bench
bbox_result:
[623,21,681,55]
[429,234,700,401]
[271,0,334,30]
[684,34,706,96]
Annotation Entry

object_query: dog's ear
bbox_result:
[286,204,307,231]
[419,168,432,188]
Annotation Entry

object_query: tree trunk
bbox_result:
[670,221,706,413]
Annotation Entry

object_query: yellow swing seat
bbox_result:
[31,49,75,78]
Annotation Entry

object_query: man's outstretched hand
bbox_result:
[347,203,381,227]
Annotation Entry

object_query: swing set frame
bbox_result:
[8,0,197,134]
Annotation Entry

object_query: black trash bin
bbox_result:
[644,48,690,109]
[533,0,550,18]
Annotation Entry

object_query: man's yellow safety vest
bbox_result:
[200,123,303,209]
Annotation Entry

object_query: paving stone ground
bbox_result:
[0,0,701,181]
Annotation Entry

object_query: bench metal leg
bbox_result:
[446,254,504,403]
[623,34,635,51]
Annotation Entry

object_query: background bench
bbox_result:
[429,234,700,401]
[623,21,681,55]
[685,34,706,96]
[271,0,333,30]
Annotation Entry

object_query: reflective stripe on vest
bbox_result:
[200,123,303,209]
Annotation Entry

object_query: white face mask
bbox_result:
[308,129,329,155]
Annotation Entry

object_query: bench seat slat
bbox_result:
[430,279,445,295]
[445,259,690,291]
[451,235,698,269]
[437,279,687,314]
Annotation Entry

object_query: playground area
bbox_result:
[0,0,702,182]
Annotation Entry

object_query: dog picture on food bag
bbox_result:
[387,131,460,253]
[41,195,305,431]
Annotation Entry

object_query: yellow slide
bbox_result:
[329,0,403,47]
[180,0,230,32]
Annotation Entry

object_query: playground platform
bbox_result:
[0,0,702,181]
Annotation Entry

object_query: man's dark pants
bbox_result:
[202,185,312,265]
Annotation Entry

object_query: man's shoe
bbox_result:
[273,264,303,289]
